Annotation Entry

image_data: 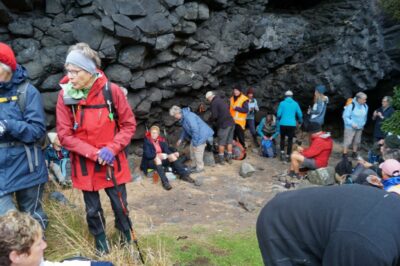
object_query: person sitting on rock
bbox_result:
[288,122,333,179]
[45,132,71,187]
[169,105,214,174]
[0,210,113,266]
[140,125,196,190]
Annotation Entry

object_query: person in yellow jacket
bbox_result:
[230,86,249,148]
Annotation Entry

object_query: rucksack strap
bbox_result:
[102,82,119,122]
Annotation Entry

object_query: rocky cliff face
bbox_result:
[0,0,399,146]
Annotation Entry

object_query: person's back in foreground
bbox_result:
[257,185,400,266]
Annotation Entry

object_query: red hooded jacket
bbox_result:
[301,132,333,168]
[56,71,136,191]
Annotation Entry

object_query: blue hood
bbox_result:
[0,65,28,90]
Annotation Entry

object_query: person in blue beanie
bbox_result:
[276,90,303,162]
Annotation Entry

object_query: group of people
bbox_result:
[0,36,398,266]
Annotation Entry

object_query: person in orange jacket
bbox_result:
[230,86,249,148]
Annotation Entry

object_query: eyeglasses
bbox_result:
[65,69,84,77]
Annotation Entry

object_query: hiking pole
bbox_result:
[106,166,145,264]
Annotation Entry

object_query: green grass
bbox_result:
[144,230,263,266]
[44,197,262,266]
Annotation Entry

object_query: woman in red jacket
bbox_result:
[56,43,136,254]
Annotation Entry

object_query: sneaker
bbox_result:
[162,180,172,190]
[286,155,291,163]
[191,168,205,174]
[288,171,301,180]
[181,175,195,184]
[351,152,358,159]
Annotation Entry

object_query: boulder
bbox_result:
[118,45,146,69]
[41,91,59,112]
[45,0,63,14]
[105,64,132,85]
[116,1,146,17]
[239,162,256,178]
[41,73,63,91]
[155,33,175,50]
[136,13,173,35]
[164,0,184,8]
[307,167,336,186]
[8,19,34,37]
[72,17,104,50]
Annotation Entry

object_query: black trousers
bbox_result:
[234,124,246,148]
[280,125,296,155]
[83,184,130,236]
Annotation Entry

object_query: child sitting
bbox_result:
[45,132,71,187]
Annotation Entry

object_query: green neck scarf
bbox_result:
[65,74,99,100]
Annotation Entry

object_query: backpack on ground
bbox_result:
[261,139,274,158]
[335,155,353,176]
[232,140,246,160]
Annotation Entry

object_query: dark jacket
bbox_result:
[373,106,395,140]
[257,185,400,266]
[140,134,172,173]
[179,108,214,147]
[0,65,48,197]
[210,95,235,129]
[45,145,69,165]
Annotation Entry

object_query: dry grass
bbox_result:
[44,196,172,266]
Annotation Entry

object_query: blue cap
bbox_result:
[315,85,326,94]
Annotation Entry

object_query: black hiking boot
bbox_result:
[279,151,285,162]
[252,135,259,147]
[226,153,233,164]
[155,165,172,190]
[218,154,225,165]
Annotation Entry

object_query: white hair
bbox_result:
[0,62,12,74]
[169,105,182,117]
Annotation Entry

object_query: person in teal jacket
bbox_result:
[276,90,303,161]
[342,92,368,158]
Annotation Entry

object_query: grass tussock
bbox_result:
[44,197,172,266]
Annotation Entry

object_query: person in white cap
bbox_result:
[206,91,236,164]
[276,90,303,162]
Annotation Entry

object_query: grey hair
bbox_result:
[169,105,182,117]
[0,62,12,74]
[67,42,101,68]
[382,148,400,161]
[383,96,393,106]
[355,92,367,100]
